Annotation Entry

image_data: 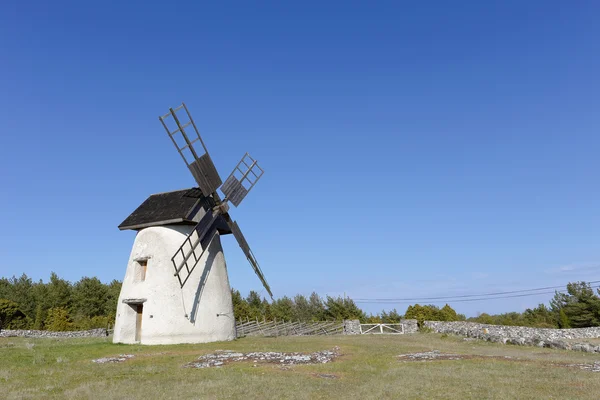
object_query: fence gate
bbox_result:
[359,323,404,334]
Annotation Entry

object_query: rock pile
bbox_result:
[92,354,134,364]
[185,347,340,368]
[398,350,464,361]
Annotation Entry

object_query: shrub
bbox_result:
[45,307,72,331]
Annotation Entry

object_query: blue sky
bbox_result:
[1,1,598,317]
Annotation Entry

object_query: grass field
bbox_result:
[2,333,600,399]
[566,337,600,345]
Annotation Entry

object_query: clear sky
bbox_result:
[1,1,598,317]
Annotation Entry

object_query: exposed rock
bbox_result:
[184,347,340,368]
[92,354,134,364]
[561,361,600,372]
[397,350,515,362]
[398,350,464,361]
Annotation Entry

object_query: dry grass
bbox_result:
[566,338,600,345]
[2,333,600,399]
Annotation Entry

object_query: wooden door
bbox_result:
[135,304,143,342]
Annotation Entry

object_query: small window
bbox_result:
[139,260,147,281]
[135,259,148,282]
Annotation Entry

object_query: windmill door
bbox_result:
[135,304,143,342]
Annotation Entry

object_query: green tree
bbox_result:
[440,304,459,321]
[293,294,312,321]
[558,309,571,329]
[271,296,295,321]
[72,277,109,318]
[366,313,383,323]
[0,278,12,300]
[384,308,402,323]
[45,307,72,331]
[550,282,600,328]
[7,274,36,321]
[405,304,446,326]
[260,298,273,321]
[522,304,556,328]
[231,289,251,321]
[323,296,366,321]
[246,291,263,320]
[0,299,27,329]
[246,291,262,309]
[470,313,494,324]
[46,272,73,311]
[33,304,46,330]
[308,292,325,321]
[105,279,122,323]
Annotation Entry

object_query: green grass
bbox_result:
[2,333,600,399]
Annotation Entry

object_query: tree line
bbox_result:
[0,273,121,331]
[232,289,469,325]
[0,273,598,331]
[469,282,600,329]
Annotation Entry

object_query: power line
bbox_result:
[354,281,600,304]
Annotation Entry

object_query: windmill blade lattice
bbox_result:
[159,103,222,197]
[221,153,264,207]
[171,211,220,288]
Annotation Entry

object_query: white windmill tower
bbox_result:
[113,103,272,345]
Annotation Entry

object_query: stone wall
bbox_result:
[343,320,361,335]
[0,328,108,338]
[424,321,600,353]
[402,319,418,334]
[424,321,600,340]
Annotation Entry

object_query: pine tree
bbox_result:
[558,309,570,329]
[33,304,46,330]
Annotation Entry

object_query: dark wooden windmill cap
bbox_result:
[118,188,231,234]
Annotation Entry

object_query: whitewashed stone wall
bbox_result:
[0,328,108,338]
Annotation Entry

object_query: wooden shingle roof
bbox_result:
[118,188,215,231]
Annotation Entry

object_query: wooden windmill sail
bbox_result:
[158,103,272,296]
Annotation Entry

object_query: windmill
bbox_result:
[113,103,271,345]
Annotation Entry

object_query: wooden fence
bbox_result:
[235,319,345,337]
